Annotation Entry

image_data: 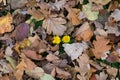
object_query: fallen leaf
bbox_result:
[46,54,59,62]
[51,0,66,10]
[40,73,55,80]
[106,51,119,63]
[63,42,88,60]
[65,5,81,25]
[5,46,13,56]
[10,0,28,9]
[14,59,26,80]
[0,59,13,74]
[0,13,13,34]
[5,56,17,69]
[15,23,29,41]
[82,3,99,21]
[110,9,120,22]
[92,36,111,59]
[43,17,67,36]
[75,54,90,76]
[75,22,93,41]
[106,66,118,77]
[28,7,44,21]
[55,67,71,79]
[0,75,10,80]
[25,67,45,79]
[95,71,108,80]
[108,1,118,11]
[89,0,110,5]
[23,49,43,60]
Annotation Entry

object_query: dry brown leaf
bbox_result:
[106,66,118,77]
[89,0,110,5]
[23,49,43,60]
[108,1,118,11]
[75,54,90,76]
[55,67,71,79]
[46,54,59,62]
[0,75,10,80]
[43,17,67,36]
[0,13,13,34]
[14,59,26,80]
[95,71,108,80]
[10,0,28,9]
[75,22,93,41]
[29,35,48,54]
[106,51,119,63]
[28,7,44,21]
[65,6,81,25]
[92,36,111,59]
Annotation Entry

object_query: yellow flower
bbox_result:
[62,35,70,43]
[53,36,61,44]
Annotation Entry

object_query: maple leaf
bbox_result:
[0,13,13,34]
[92,36,111,59]
[43,17,67,36]
[65,5,81,25]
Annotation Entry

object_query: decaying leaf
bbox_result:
[15,23,29,41]
[63,42,88,60]
[55,67,71,79]
[46,53,59,62]
[25,67,45,79]
[28,35,48,53]
[92,36,111,59]
[0,59,13,74]
[10,0,28,9]
[28,7,44,21]
[0,13,13,34]
[82,3,99,20]
[75,22,93,41]
[40,73,55,80]
[65,5,81,25]
[110,9,120,22]
[106,51,119,63]
[43,17,67,36]
[22,49,43,60]
[95,71,108,80]
[75,54,90,76]
[106,66,118,77]
[14,59,26,80]
[89,0,110,5]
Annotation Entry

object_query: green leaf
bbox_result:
[32,19,43,30]
[40,74,55,80]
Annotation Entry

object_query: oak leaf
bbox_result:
[92,36,111,59]
[65,6,81,25]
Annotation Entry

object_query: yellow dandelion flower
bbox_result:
[53,36,61,44]
[62,35,70,43]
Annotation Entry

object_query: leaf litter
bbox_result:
[0,0,120,80]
